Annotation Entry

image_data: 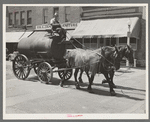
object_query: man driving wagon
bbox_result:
[50,12,66,44]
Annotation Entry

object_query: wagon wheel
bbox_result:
[37,62,53,84]
[58,68,73,81]
[12,54,30,80]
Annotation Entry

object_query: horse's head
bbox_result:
[102,46,121,71]
[124,45,134,64]
[111,46,121,70]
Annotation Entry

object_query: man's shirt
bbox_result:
[50,18,59,25]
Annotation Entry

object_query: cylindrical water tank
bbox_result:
[18,31,66,60]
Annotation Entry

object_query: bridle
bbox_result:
[100,49,121,72]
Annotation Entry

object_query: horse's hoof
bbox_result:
[87,88,94,93]
[75,84,80,89]
[110,91,116,96]
[102,79,108,84]
[59,82,63,87]
[88,90,94,93]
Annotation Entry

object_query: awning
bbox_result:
[6,31,33,43]
[72,17,140,39]
[66,30,74,41]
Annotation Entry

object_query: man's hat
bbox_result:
[54,12,58,17]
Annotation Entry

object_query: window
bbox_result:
[43,8,48,24]
[105,38,111,46]
[119,37,127,46]
[84,38,91,48]
[53,7,59,16]
[27,10,32,25]
[130,37,137,50]
[65,7,70,22]
[20,11,25,25]
[14,12,19,26]
[91,38,97,49]
[9,13,13,26]
[110,38,116,46]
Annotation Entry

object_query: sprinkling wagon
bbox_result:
[12,24,72,84]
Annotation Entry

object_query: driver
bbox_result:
[50,12,61,32]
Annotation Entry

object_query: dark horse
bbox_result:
[62,46,121,96]
[78,45,134,88]
[101,45,134,87]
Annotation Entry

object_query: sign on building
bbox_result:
[61,22,79,29]
[36,24,52,30]
[36,23,78,30]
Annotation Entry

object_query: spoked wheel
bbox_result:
[12,54,30,80]
[58,68,73,81]
[37,62,53,84]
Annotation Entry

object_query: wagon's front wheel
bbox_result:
[37,62,53,84]
[12,54,30,80]
[58,68,72,81]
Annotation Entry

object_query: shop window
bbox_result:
[20,11,25,25]
[100,38,104,47]
[130,37,137,50]
[14,12,19,26]
[43,8,48,24]
[27,10,32,25]
[9,13,13,26]
[65,6,70,22]
[119,37,127,46]
[84,38,91,48]
[91,38,97,49]
[110,38,116,46]
[105,38,111,46]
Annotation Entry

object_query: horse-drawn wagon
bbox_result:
[12,25,72,84]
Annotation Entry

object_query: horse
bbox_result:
[61,46,121,96]
[101,45,134,87]
[78,45,134,88]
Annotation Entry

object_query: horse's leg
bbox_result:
[60,70,67,87]
[78,69,84,83]
[85,71,90,81]
[87,74,95,93]
[102,70,116,87]
[74,68,80,89]
[103,73,116,96]
[109,70,117,88]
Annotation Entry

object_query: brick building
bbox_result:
[6,5,146,66]
[77,6,146,67]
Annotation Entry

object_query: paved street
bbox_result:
[5,61,146,115]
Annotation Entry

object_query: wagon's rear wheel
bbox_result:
[12,54,30,80]
[37,62,53,84]
[58,68,72,81]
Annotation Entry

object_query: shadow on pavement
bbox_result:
[25,75,145,101]
[78,87,144,101]
[93,83,146,92]
[116,70,134,73]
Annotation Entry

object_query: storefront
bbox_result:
[71,17,139,50]
[6,31,32,53]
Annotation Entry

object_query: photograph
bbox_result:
[3,4,149,119]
